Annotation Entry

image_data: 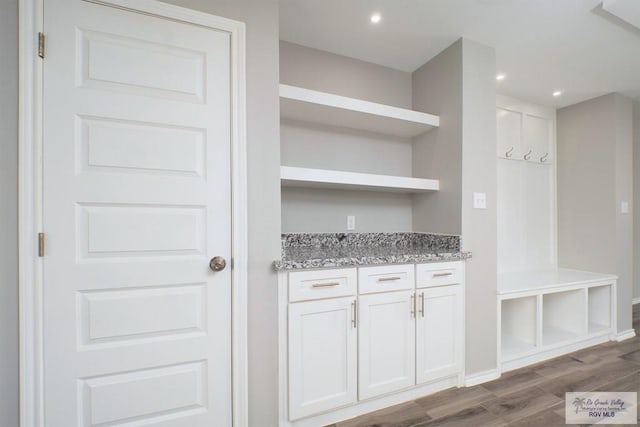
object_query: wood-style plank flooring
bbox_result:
[327,304,640,427]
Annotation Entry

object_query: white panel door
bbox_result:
[416,285,463,384]
[358,291,415,399]
[43,1,233,425]
[288,297,357,420]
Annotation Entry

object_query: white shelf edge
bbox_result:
[280,84,439,138]
[280,166,439,193]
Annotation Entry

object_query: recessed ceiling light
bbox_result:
[370,12,381,24]
[496,74,506,81]
[552,90,563,97]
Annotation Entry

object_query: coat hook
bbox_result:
[540,152,549,163]
[523,149,532,161]
[505,146,514,158]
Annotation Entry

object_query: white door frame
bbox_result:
[18,1,248,426]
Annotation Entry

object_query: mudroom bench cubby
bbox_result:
[498,269,617,373]
[274,232,470,427]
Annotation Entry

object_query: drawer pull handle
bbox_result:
[432,272,453,277]
[311,282,340,288]
[378,276,401,282]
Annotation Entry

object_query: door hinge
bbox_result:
[38,233,45,257]
[38,32,45,59]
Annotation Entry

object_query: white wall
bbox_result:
[279,41,416,232]
[412,39,498,376]
[557,93,634,334]
[160,1,281,425]
[0,1,19,426]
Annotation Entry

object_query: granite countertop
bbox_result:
[274,232,471,270]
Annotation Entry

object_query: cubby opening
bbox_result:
[588,285,612,334]
[501,296,537,357]
[542,289,586,346]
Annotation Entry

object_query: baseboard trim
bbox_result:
[632,297,640,305]
[464,368,500,387]
[615,329,636,342]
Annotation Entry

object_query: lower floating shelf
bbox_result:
[280,166,440,193]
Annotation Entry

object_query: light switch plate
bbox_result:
[621,201,629,214]
[347,215,356,230]
[473,192,487,209]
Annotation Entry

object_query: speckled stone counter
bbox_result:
[274,232,471,270]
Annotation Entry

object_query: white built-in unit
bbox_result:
[498,269,617,372]
[495,96,622,374]
[278,261,464,427]
[496,95,556,272]
[280,84,440,200]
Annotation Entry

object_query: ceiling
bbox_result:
[279,0,640,108]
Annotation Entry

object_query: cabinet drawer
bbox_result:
[288,268,357,302]
[359,264,414,294]
[416,262,462,288]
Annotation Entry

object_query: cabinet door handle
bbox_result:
[432,272,453,277]
[351,300,357,328]
[311,282,340,288]
[410,294,416,319]
[378,276,401,282]
[420,292,425,318]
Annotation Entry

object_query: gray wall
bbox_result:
[0,0,19,426]
[634,100,640,301]
[412,39,498,376]
[557,93,634,334]
[160,1,281,425]
[280,41,416,232]
[412,40,463,234]
[460,39,499,375]
[280,41,412,108]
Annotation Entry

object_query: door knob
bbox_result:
[209,256,227,271]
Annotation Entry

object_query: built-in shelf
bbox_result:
[498,268,617,373]
[280,84,439,138]
[281,166,440,193]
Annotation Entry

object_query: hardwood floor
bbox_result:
[327,304,640,427]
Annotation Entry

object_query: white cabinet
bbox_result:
[416,285,463,384]
[279,261,465,426]
[358,291,415,399]
[288,297,357,420]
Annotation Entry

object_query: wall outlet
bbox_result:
[347,215,356,230]
[473,192,487,209]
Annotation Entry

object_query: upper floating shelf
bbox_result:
[280,84,440,138]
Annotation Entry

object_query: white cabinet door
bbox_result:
[416,285,463,384]
[288,297,357,420]
[358,291,415,399]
